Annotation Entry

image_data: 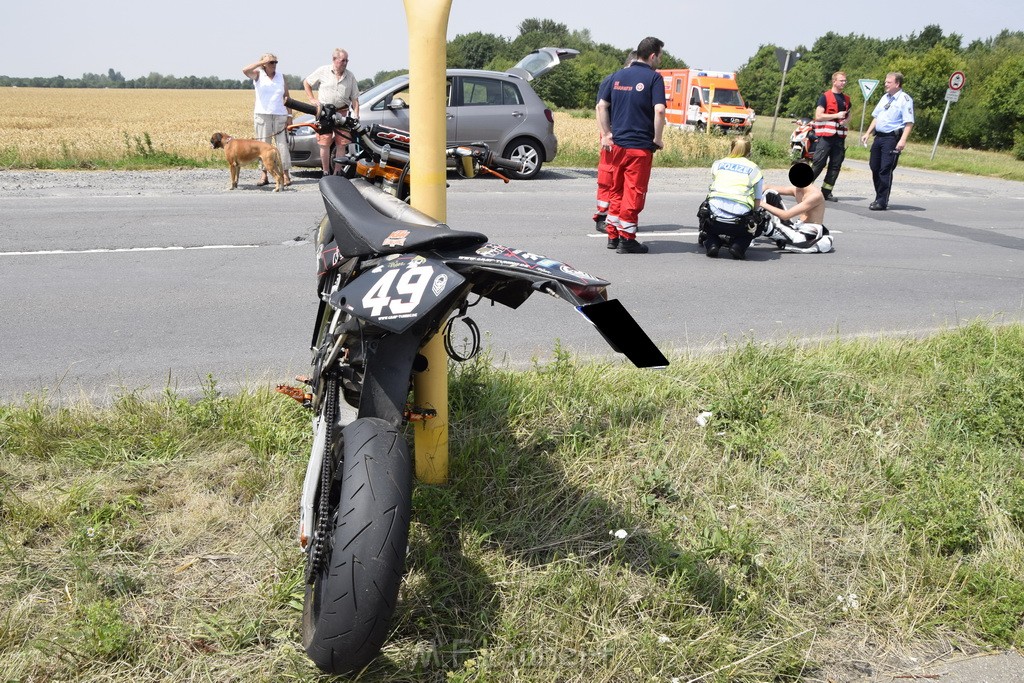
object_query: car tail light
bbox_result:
[544,108,554,123]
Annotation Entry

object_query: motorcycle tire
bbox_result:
[302,416,413,674]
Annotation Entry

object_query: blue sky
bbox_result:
[3,0,1020,81]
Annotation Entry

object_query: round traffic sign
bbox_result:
[949,71,966,90]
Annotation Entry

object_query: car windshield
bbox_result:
[702,88,745,107]
[359,75,409,105]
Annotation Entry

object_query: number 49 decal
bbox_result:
[362,264,435,317]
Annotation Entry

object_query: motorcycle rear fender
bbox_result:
[440,243,609,308]
[440,245,665,368]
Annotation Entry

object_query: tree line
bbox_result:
[0,68,259,90]
[4,21,1021,156]
[736,26,1024,157]
[394,20,1023,157]
[0,68,318,91]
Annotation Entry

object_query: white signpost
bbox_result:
[932,71,966,159]
[858,79,879,137]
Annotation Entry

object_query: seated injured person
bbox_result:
[760,162,834,253]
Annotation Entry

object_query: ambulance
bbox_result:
[659,69,755,133]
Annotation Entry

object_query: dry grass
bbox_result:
[552,111,734,168]
[0,88,737,168]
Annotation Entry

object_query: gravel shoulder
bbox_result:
[3,161,1022,200]
[0,167,329,198]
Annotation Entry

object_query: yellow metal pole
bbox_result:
[404,0,453,484]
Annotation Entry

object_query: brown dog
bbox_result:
[210,132,285,191]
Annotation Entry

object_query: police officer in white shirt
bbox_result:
[861,72,914,210]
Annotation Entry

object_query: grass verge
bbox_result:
[0,132,212,171]
[2,323,1023,681]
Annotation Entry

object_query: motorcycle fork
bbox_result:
[298,330,420,552]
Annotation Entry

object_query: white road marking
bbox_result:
[587,229,844,237]
[589,231,699,237]
[0,244,261,256]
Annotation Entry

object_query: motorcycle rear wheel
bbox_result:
[302,416,412,674]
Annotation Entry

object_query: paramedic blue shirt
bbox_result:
[871,89,914,133]
[598,62,666,150]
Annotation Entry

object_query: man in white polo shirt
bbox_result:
[304,48,360,176]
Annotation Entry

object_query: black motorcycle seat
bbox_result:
[319,176,488,257]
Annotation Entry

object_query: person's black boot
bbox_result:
[616,238,649,254]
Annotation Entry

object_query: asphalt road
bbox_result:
[1,162,1023,402]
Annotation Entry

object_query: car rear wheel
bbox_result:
[503,137,544,180]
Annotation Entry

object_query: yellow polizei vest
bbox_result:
[708,157,762,210]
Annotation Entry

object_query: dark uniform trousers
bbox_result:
[869,130,903,207]
[703,216,755,252]
[812,134,845,188]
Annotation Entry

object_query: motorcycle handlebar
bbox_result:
[284,97,318,116]
[487,155,524,174]
[284,97,359,135]
[449,145,524,174]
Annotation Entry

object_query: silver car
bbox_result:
[287,48,578,180]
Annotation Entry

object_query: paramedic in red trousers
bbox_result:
[596,36,666,254]
[811,71,851,202]
[592,50,636,234]
[861,72,914,210]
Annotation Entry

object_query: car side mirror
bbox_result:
[388,98,407,110]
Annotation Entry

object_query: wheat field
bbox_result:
[553,111,733,167]
[0,88,300,165]
[0,87,735,168]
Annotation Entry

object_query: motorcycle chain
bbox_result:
[305,375,337,584]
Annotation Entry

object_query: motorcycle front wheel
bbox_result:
[302,416,412,674]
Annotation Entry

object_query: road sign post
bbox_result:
[770,49,800,138]
[931,71,965,160]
